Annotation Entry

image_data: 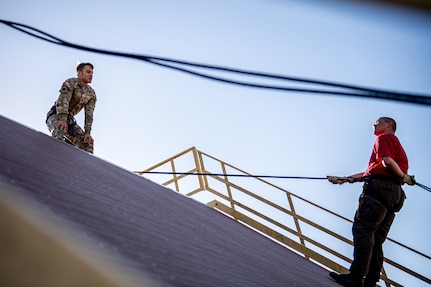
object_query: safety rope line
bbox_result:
[1,19,431,106]
[136,171,327,180]
[416,182,431,192]
[137,171,431,192]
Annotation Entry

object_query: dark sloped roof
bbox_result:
[0,115,340,287]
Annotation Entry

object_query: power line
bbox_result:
[1,19,431,106]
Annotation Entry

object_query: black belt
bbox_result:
[366,174,401,185]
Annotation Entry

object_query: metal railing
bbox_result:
[137,147,431,287]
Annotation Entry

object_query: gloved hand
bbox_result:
[327,176,348,185]
[402,174,416,186]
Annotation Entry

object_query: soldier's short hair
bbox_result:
[76,62,94,72]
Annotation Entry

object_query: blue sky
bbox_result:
[1,0,430,286]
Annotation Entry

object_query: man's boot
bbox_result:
[329,272,362,287]
[363,276,378,287]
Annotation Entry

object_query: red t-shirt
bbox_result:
[363,133,408,177]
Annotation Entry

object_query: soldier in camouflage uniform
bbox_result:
[46,63,97,153]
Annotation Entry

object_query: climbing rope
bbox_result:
[136,170,326,180]
[416,182,431,192]
[137,171,431,192]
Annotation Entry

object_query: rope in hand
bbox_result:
[327,175,431,192]
[137,171,431,192]
[1,19,431,106]
[136,171,327,180]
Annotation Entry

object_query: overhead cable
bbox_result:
[1,19,431,106]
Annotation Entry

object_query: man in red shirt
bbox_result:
[327,117,415,287]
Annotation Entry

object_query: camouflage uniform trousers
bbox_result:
[46,113,94,154]
[350,177,404,283]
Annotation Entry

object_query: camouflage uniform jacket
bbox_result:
[55,77,97,133]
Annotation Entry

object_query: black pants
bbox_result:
[350,178,404,281]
